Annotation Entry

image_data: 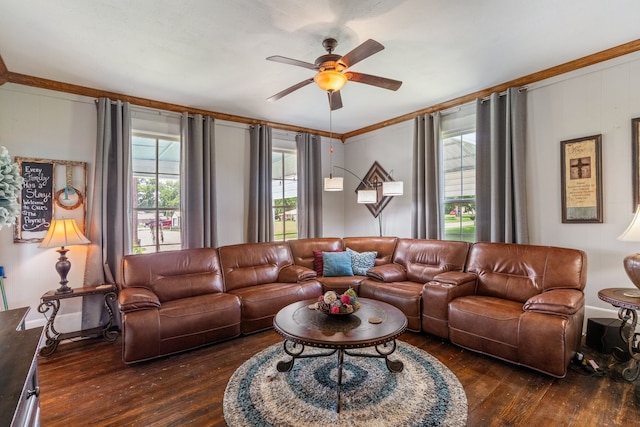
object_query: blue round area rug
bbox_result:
[223,340,467,427]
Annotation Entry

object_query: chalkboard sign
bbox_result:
[13,157,87,243]
[19,161,54,232]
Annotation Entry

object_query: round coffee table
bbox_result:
[273,297,408,412]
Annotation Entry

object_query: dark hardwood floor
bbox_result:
[38,330,639,426]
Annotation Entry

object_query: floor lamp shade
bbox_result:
[324,176,344,191]
[618,206,640,296]
[357,189,377,204]
[382,181,404,196]
[39,219,90,294]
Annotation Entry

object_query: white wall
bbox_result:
[527,50,640,316]
[0,84,96,328]
[342,120,414,237]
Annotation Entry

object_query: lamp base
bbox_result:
[54,247,73,295]
[623,253,640,295]
[55,284,73,295]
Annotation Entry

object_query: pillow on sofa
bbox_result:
[313,249,343,277]
[322,251,354,277]
[347,247,377,276]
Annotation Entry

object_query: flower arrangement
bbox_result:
[313,288,361,315]
[0,146,24,229]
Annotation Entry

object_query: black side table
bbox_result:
[38,284,118,356]
[597,288,640,381]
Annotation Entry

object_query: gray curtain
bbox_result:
[84,98,132,286]
[475,88,528,243]
[412,112,441,239]
[181,113,217,248]
[296,132,322,238]
[248,124,273,242]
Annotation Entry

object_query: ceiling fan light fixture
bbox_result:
[314,70,347,92]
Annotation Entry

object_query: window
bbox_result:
[442,131,476,242]
[272,148,297,241]
[131,132,181,253]
[440,105,476,242]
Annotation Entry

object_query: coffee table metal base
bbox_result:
[276,339,404,413]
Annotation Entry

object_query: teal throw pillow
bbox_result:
[347,247,377,276]
[322,251,354,277]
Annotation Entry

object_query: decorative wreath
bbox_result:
[54,187,84,211]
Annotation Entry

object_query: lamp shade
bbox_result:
[618,206,640,242]
[324,176,344,191]
[357,189,377,204]
[314,70,347,92]
[38,218,90,248]
[382,181,404,196]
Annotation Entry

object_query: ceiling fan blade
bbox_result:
[338,39,384,69]
[346,72,402,91]
[267,78,315,101]
[328,91,343,111]
[266,55,317,70]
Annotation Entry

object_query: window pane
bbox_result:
[134,176,157,208]
[158,178,180,208]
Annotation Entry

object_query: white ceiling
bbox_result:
[1,0,640,134]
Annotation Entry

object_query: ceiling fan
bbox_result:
[266,38,402,110]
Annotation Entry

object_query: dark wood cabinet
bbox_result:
[0,307,43,426]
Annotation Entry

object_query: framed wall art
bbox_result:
[632,117,640,211]
[356,161,393,218]
[560,134,603,223]
[13,157,87,243]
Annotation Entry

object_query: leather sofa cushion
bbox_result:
[121,292,241,363]
[288,238,343,271]
[523,289,585,316]
[318,276,365,294]
[392,239,470,283]
[229,281,322,334]
[449,295,522,361]
[218,242,294,291]
[343,236,398,265]
[466,243,587,303]
[122,248,225,303]
[359,279,423,332]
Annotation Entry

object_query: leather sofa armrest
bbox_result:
[367,263,407,282]
[523,289,585,316]
[432,271,477,287]
[278,264,317,283]
[119,287,161,312]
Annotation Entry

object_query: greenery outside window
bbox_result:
[272,148,297,241]
[131,132,181,253]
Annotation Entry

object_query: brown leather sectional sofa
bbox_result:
[118,237,587,377]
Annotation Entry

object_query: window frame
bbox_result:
[271,146,298,242]
[440,107,476,242]
[131,131,181,253]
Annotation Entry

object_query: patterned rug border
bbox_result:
[223,340,467,427]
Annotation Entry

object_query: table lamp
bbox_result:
[617,206,640,297]
[38,218,90,294]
